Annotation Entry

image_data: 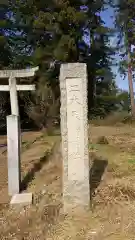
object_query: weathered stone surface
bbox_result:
[0,66,39,78]
[10,193,33,206]
[60,63,90,212]
[7,115,21,196]
[0,84,35,91]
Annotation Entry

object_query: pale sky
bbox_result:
[101,6,130,91]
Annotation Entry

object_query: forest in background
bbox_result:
[0,0,134,131]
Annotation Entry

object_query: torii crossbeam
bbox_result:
[0,67,39,116]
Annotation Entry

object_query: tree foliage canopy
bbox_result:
[0,0,130,129]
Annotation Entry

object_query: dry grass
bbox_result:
[90,111,133,126]
[0,125,135,239]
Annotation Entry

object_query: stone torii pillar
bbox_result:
[0,67,39,197]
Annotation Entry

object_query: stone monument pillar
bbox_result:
[60,63,90,212]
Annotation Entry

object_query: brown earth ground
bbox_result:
[1,125,135,239]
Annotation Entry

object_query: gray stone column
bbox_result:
[60,63,90,212]
[7,115,21,196]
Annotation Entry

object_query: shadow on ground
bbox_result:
[90,158,108,202]
[21,150,52,191]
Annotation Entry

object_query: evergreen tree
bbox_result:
[115,0,135,117]
[0,0,120,127]
[85,1,116,114]
[0,3,11,69]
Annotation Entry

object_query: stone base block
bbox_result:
[10,193,33,206]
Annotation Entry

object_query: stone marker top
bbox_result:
[0,66,39,79]
[60,63,87,80]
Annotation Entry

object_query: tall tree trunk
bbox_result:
[127,51,135,117]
